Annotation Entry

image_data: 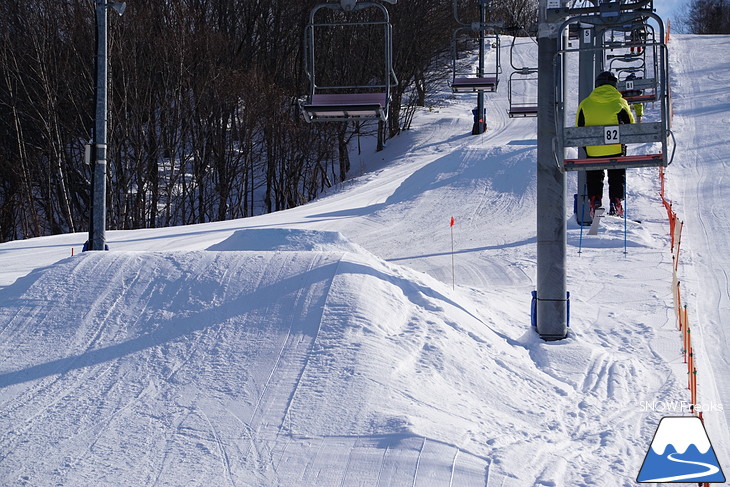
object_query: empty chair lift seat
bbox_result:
[508,105,538,117]
[621,92,657,103]
[452,76,498,93]
[302,93,388,121]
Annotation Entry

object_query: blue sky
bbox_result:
[654,0,684,24]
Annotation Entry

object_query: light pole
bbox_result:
[88,0,126,251]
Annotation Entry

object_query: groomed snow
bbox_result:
[0,35,728,486]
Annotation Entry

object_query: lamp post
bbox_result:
[88,0,125,251]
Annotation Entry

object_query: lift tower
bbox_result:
[535,0,568,340]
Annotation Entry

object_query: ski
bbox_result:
[587,207,605,235]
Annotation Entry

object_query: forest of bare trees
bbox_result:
[0,0,535,243]
[680,0,730,34]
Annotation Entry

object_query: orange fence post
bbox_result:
[683,313,690,363]
[666,19,671,44]
[667,206,676,250]
[659,167,665,200]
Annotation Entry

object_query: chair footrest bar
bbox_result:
[564,154,665,171]
[508,106,538,117]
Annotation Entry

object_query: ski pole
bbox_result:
[578,184,587,254]
[624,188,629,255]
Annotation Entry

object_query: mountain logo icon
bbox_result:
[637,416,726,483]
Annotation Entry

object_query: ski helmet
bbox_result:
[595,71,618,88]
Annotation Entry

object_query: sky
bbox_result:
[654,0,685,24]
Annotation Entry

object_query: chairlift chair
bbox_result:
[506,33,538,117]
[450,25,501,93]
[617,75,656,103]
[607,23,659,103]
[555,12,673,172]
[300,1,398,123]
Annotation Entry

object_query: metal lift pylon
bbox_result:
[535,0,568,341]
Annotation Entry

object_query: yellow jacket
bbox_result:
[576,84,635,157]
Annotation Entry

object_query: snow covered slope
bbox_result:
[1,35,728,486]
[664,33,730,471]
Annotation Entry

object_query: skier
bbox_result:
[576,70,635,217]
[628,26,645,55]
[622,73,644,123]
[622,72,644,122]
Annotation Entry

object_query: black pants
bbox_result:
[587,168,625,204]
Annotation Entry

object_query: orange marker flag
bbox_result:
[450,216,455,227]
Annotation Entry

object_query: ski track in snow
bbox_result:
[0,35,728,486]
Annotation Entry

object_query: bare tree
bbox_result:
[679,0,730,34]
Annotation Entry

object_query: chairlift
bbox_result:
[450,24,501,93]
[617,75,656,103]
[300,0,398,123]
[606,23,659,103]
[605,24,650,60]
[555,12,673,172]
[506,32,538,118]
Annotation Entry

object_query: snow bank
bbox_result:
[0,232,501,484]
